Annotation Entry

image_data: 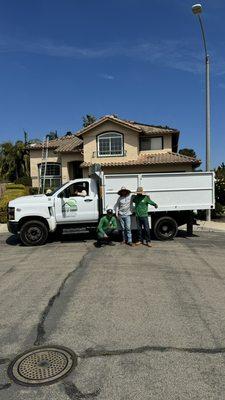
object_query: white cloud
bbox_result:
[0,35,224,75]
[99,73,115,80]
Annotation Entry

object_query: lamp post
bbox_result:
[192,3,211,221]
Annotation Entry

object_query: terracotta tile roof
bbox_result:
[29,136,83,153]
[54,137,83,153]
[76,115,179,137]
[81,152,201,168]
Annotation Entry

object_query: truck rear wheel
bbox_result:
[20,220,49,246]
[154,216,178,240]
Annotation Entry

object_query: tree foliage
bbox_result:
[215,163,225,206]
[0,141,30,182]
[82,114,96,128]
[179,148,197,158]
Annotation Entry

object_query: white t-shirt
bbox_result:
[115,194,133,216]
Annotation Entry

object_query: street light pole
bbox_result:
[192,4,211,221]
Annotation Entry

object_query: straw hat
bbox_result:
[117,186,131,196]
[136,186,144,194]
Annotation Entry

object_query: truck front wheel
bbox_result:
[154,216,178,240]
[20,220,49,246]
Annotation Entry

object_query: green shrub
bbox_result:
[15,176,32,186]
[5,183,25,190]
[0,186,28,223]
[29,187,39,195]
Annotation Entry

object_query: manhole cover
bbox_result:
[8,345,76,386]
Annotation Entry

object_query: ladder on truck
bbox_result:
[38,135,49,194]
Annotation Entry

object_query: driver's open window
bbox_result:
[63,182,89,198]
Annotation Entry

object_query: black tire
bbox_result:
[20,220,49,246]
[153,216,178,241]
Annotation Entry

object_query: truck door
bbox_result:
[54,181,98,223]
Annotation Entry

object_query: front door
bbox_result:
[54,181,98,223]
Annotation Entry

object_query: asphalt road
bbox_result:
[1,231,225,399]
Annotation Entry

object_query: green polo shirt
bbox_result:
[97,215,117,235]
[133,195,157,217]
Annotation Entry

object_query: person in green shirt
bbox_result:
[96,209,119,247]
[133,187,158,247]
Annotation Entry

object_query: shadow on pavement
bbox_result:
[5,229,198,247]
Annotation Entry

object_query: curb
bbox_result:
[0,224,8,234]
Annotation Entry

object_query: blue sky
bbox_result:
[0,0,224,168]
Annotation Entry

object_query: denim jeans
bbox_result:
[119,215,132,244]
[136,216,151,243]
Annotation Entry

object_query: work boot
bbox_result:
[135,241,142,246]
[146,242,152,248]
[108,241,116,246]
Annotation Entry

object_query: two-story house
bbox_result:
[29,115,200,188]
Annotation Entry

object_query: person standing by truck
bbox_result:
[133,187,158,247]
[96,209,119,247]
[115,186,133,246]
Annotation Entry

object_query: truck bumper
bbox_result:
[7,221,19,235]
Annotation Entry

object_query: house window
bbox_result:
[38,162,61,189]
[140,136,163,151]
[98,132,123,157]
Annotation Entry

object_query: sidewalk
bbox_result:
[0,223,8,233]
[180,219,225,233]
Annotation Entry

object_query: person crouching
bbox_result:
[96,209,119,247]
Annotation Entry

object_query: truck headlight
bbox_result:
[8,207,15,220]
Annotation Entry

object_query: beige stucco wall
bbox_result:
[30,149,59,187]
[83,121,139,164]
[83,121,173,166]
[30,149,83,186]
[61,153,83,183]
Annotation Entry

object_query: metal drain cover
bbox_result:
[8,345,76,386]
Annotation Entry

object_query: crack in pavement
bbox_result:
[63,381,100,399]
[0,383,11,391]
[34,248,96,346]
[79,345,225,358]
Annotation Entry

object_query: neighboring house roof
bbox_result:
[76,115,179,138]
[81,152,201,168]
[29,136,83,153]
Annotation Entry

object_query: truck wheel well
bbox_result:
[18,216,49,231]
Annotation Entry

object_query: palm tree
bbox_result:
[0,141,30,181]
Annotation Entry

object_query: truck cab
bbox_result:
[8,178,99,246]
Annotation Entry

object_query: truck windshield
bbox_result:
[46,183,68,196]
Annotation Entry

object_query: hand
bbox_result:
[155,204,158,209]
[104,234,108,238]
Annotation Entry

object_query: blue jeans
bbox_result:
[136,216,151,243]
[119,215,132,244]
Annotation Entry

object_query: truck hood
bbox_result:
[9,194,54,207]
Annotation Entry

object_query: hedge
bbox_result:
[0,186,28,223]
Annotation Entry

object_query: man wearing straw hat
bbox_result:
[115,186,134,246]
[133,187,158,247]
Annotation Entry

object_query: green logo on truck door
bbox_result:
[63,199,78,212]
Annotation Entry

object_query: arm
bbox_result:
[97,218,106,236]
[114,198,119,217]
[146,197,158,208]
[111,217,118,230]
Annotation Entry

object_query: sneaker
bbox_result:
[146,243,152,247]
[135,241,142,246]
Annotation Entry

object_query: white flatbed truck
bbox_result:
[7,171,215,246]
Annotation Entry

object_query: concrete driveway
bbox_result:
[0,231,225,399]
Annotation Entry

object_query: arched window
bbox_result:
[97,132,123,157]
